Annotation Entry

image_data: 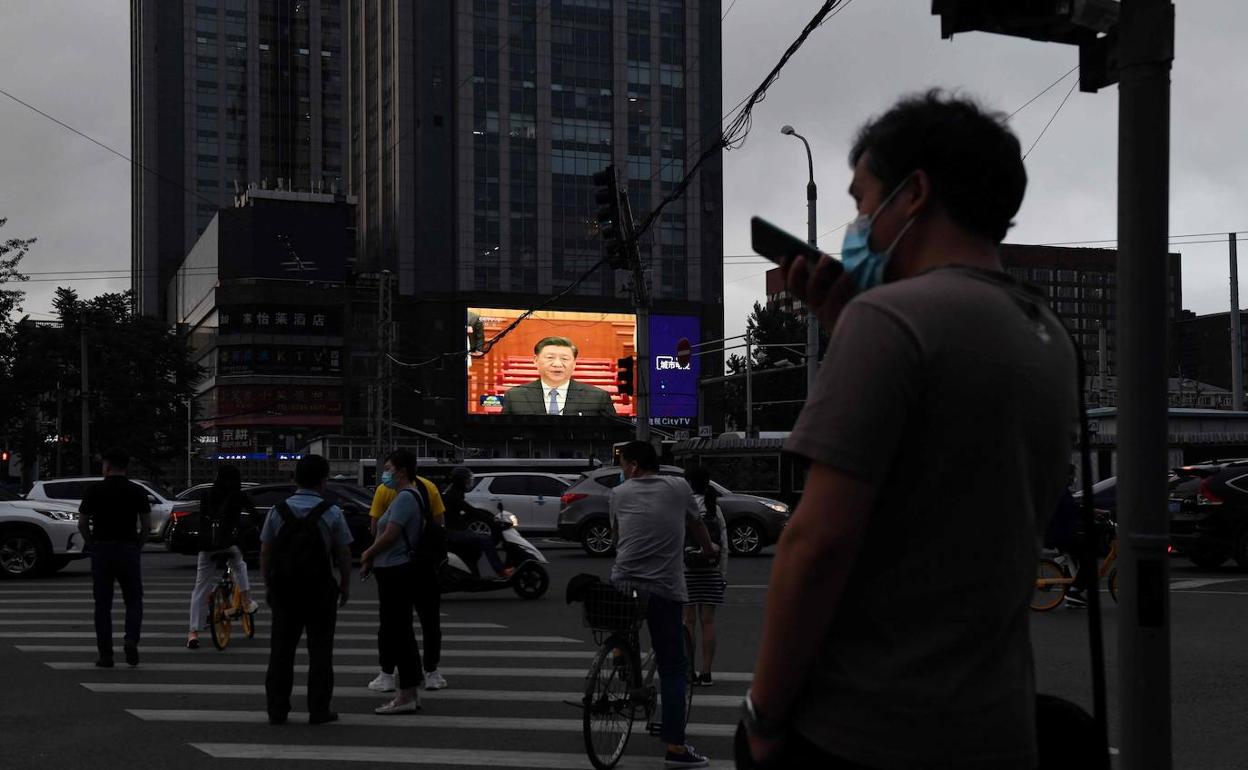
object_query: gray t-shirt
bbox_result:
[784,266,1076,769]
[373,487,425,569]
[609,475,701,603]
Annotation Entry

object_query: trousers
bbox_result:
[90,542,143,655]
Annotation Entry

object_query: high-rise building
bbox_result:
[131,0,350,317]
[1175,309,1248,394]
[347,0,722,305]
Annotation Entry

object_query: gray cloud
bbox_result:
[0,0,1243,340]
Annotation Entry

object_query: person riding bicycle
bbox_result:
[442,467,512,578]
[187,464,258,649]
[610,441,717,768]
[1044,465,1085,607]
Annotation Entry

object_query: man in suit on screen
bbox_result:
[501,336,617,417]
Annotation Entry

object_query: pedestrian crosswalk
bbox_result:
[4,575,743,769]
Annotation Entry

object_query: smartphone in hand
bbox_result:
[750,217,843,280]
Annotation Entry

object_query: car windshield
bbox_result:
[139,481,175,501]
[1075,477,1115,497]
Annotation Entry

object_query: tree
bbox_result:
[0,219,34,471]
[708,301,824,433]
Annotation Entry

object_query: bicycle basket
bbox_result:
[581,583,647,632]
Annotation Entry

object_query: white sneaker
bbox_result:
[244,600,260,614]
[373,694,420,715]
[423,670,448,690]
[368,671,397,692]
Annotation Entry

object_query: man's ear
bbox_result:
[901,169,932,220]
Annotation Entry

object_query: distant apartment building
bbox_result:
[132,0,349,317]
[1175,310,1248,395]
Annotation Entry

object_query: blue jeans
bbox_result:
[90,542,143,655]
[645,593,689,745]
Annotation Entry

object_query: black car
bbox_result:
[1168,460,1248,569]
[164,482,376,558]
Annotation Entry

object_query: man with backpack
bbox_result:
[260,454,354,726]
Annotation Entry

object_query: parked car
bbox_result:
[164,481,375,558]
[26,477,193,541]
[557,465,790,557]
[0,487,86,578]
[1168,460,1248,569]
[174,482,258,503]
[464,472,576,534]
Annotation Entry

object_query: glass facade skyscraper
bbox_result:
[132,0,349,317]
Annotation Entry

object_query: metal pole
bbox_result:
[782,127,821,397]
[80,326,89,475]
[186,398,193,490]
[1230,234,1243,411]
[1116,2,1175,767]
[745,330,754,437]
[636,306,651,441]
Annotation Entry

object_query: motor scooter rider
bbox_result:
[442,467,513,578]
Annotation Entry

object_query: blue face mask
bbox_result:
[618,471,626,484]
[841,176,917,292]
[381,471,397,489]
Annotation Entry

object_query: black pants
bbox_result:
[90,542,143,656]
[377,563,441,674]
[266,594,338,719]
[734,724,878,769]
[375,565,424,690]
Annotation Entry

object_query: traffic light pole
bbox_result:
[1116,2,1175,766]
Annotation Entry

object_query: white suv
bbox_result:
[0,487,85,577]
[26,477,185,541]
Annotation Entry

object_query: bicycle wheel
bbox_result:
[583,634,636,770]
[1108,567,1119,604]
[682,625,695,729]
[1031,559,1069,612]
[234,585,256,639]
[208,585,232,650]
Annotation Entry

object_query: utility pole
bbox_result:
[744,330,754,438]
[186,398,193,490]
[1116,2,1175,767]
[1230,234,1244,411]
[79,326,90,475]
[375,270,394,460]
[781,125,821,397]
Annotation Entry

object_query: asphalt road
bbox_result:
[1,540,1246,769]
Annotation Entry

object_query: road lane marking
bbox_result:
[23,645,592,659]
[54,662,753,680]
[136,709,737,737]
[1169,578,1246,590]
[83,682,745,708]
[191,743,736,769]
[0,619,502,629]
[3,632,580,642]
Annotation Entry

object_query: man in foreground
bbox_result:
[262,454,353,725]
[740,91,1077,768]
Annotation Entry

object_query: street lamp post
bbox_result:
[780,125,820,397]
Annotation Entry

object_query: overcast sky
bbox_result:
[1,0,1244,340]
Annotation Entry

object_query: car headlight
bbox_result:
[36,509,79,521]
[763,502,789,515]
[505,513,520,528]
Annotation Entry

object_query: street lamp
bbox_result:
[780,125,820,397]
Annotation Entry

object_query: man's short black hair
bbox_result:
[849,90,1026,244]
[101,447,129,470]
[619,441,659,472]
[295,454,330,488]
[534,336,579,358]
[386,448,418,481]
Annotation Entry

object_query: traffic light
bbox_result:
[616,356,635,397]
[592,165,629,269]
[0,450,9,479]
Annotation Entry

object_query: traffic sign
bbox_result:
[676,337,692,368]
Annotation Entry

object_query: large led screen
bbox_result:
[647,314,700,428]
[467,308,637,417]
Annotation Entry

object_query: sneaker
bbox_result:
[374,696,420,715]
[697,673,714,686]
[186,632,200,650]
[664,744,710,768]
[368,671,397,692]
[94,656,115,669]
[308,711,339,725]
[1065,591,1088,608]
[268,713,288,726]
[123,641,139,667]
[424,670,448,690]
[244,600,260,614]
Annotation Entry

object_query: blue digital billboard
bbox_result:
[648,314,700,427]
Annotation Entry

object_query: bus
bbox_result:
[356,456,605,490]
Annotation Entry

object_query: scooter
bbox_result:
[439,503,550,600]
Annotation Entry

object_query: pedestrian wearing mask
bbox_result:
[739,91,1076,769]
[361,449,442,714]
[186,464,258,649]
[682,466,728,687]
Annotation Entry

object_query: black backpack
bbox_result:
[267,499,336,599]
[397,486,447,567]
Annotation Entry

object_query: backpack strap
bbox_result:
[274,501,297,527]
[305,499,334,525]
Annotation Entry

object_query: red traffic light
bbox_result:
[0,451,9,462]
[675,338,692,368]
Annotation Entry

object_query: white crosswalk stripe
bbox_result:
[5,575,743,768]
